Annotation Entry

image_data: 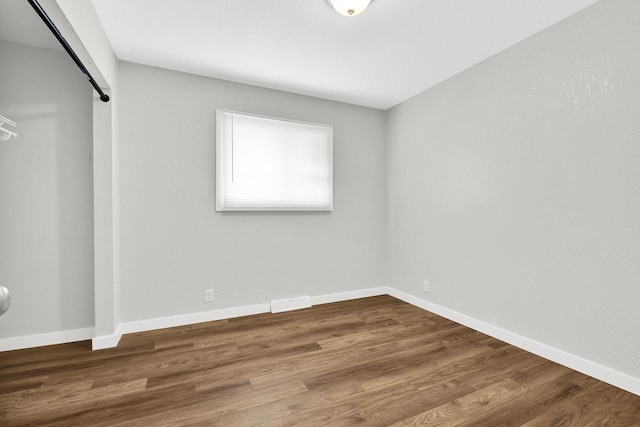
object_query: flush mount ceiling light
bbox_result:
[329,0,372,17]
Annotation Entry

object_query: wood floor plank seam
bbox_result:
[1,295,638,426]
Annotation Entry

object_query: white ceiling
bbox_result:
[2,0,600,110]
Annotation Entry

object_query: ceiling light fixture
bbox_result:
[329,0,372,17]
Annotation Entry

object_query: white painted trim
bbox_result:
[0,289,386,352]
[92,323,123,350]
[121,303,271,335]
[3,287,637,397]
[0,327,94,352]
[310,287,387,306]
[120,288,388,336]
[386,287,640,397]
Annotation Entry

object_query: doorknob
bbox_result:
[0,286,11,316]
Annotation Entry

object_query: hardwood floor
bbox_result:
[1,296,638,426]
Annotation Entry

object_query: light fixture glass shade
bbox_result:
[329,0,372,16]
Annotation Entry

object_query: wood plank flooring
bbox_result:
[1,295,638,426]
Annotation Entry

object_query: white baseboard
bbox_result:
[385,287,640,397]
[3,286,638,397]
[0,327,94,352]
[121,302,272,335]
[120,288,388,335]
[92,324,123,350]
[0,289,386,353]
[120,287,388,335]
[310,287,387,306]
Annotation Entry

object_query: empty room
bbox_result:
[1,0,639,425]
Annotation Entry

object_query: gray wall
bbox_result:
[388,0,640,378]
[0,41,94,338]
[118,62,387,322]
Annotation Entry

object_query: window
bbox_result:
[216,110,333,211]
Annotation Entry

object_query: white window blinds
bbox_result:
[216,110,333,211]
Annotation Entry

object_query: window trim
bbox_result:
[216,109,334,212]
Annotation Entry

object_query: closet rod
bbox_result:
[27,0,110,103]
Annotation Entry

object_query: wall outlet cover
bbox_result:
[423,280,430,293]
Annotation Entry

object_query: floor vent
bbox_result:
[270,296,312,314]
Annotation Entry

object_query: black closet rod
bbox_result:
[28,0,110,102]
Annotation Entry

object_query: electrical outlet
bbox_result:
[205,289,214,303]
[423,280,430,293]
